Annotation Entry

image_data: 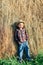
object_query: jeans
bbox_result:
[18,41,31,61]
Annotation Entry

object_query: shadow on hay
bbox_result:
[11,22,19,56]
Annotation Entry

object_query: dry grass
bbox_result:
[0,0,43,58]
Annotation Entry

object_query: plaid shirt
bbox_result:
[15,28,28,43]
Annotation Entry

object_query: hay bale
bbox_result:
[0,0,43,58]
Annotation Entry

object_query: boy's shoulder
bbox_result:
[23,28,26,31]
[16,29,20,32]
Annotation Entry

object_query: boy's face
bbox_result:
[18,23,24,29]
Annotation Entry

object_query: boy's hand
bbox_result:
[18,42,21,44]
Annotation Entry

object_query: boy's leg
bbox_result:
[18,43,24,62]
[25,41,31,60]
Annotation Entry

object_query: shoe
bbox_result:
[19,60,22,63]
[19,59,23,63]
[29,58,34,62]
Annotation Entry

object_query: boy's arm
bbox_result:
[25,30,29,40]
[15,30,19,42]
[18,30,23,43]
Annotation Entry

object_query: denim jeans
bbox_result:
[18,41,31,61]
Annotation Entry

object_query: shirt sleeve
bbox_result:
[25,30,29,40]
[15,30,19,42]
[18,30,23,42]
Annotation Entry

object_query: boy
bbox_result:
[15,21,31,62]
